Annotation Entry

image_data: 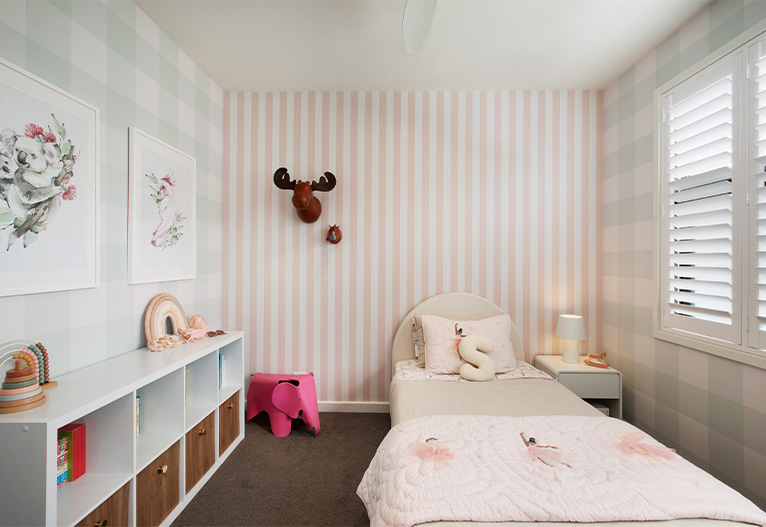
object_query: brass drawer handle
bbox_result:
[94,521,108,527]
[199,428,207,436]
[158,464,168,474]
[227,403,234,409]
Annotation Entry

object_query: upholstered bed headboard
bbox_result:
[391,292,525,373]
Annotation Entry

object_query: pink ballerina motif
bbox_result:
[618,431,675,465]
[410,437,455,467]
[453,323,466,357]
[520,432,571,468]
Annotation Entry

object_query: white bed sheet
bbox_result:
[390,373,602,426]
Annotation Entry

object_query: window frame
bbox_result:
[654,21,766,370]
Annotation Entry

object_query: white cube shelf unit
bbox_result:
[0,332,245,527]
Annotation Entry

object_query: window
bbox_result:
[749,38,766,351]
[657,30,766,366]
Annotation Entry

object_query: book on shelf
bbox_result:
[57,423,86,485]
[56,435,67,457]
[56,467,67,487]
[56,436,68,488]
[136,394,141,436]
[218,352,224,389]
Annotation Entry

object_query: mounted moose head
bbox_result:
[273,167,337,224]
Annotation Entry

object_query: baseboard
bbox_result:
[318,401,390,413]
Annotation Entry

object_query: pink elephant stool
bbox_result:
[246,372,321,437]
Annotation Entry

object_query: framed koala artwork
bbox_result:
[0,58,99,297]
[128,127,196,284]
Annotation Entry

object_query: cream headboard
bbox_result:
[391,292,525,374]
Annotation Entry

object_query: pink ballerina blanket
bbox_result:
[357,414,766,527]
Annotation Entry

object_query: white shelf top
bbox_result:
[535,353,619,375]
[0,332,243,425]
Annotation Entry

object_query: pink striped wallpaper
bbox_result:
[223,91,603,402]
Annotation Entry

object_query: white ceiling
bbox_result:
[135,0,711,92]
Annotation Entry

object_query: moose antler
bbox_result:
[273,167,336,223]
[311,171,336,192]
[273,167,297,190]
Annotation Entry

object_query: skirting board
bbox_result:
[318,401,390,413]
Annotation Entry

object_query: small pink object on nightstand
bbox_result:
[246,372,321,437]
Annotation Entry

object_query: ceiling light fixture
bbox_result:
[402,0,437,53]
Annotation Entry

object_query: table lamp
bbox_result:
[555,314,586,364]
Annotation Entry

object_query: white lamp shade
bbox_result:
[555,314,586,341]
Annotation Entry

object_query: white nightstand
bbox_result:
[534,354,622,419]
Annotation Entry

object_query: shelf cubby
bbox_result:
[218,339,244,403]
[56,393,134,527]
[184,352,218,433]
[136,369,184,472]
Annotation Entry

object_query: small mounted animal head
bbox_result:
[326,225,342,244]
[273,167,336,223]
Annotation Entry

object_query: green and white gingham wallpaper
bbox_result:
[0,0,224,376]
[603,0,766,509]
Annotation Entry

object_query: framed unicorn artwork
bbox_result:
[0,57,99,297]
[128,127,196,284]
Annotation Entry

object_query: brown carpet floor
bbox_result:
[173,412,390,527]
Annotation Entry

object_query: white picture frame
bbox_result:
[0,58,99,297]
[128,127,196,284]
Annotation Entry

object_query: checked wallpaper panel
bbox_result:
[603,0,766,509]
[0,0,224,376]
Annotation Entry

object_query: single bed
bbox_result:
[358,293,766,527]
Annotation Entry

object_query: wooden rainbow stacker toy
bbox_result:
[0,340,56,414]
[0,359,45,414]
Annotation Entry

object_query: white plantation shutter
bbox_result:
[657,30,766,362]
[661,58,739,343]
[749,39,766,349]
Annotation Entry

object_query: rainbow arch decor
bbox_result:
[0,339,55,414]
[144,293,189,352]
[143,293,227,352]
